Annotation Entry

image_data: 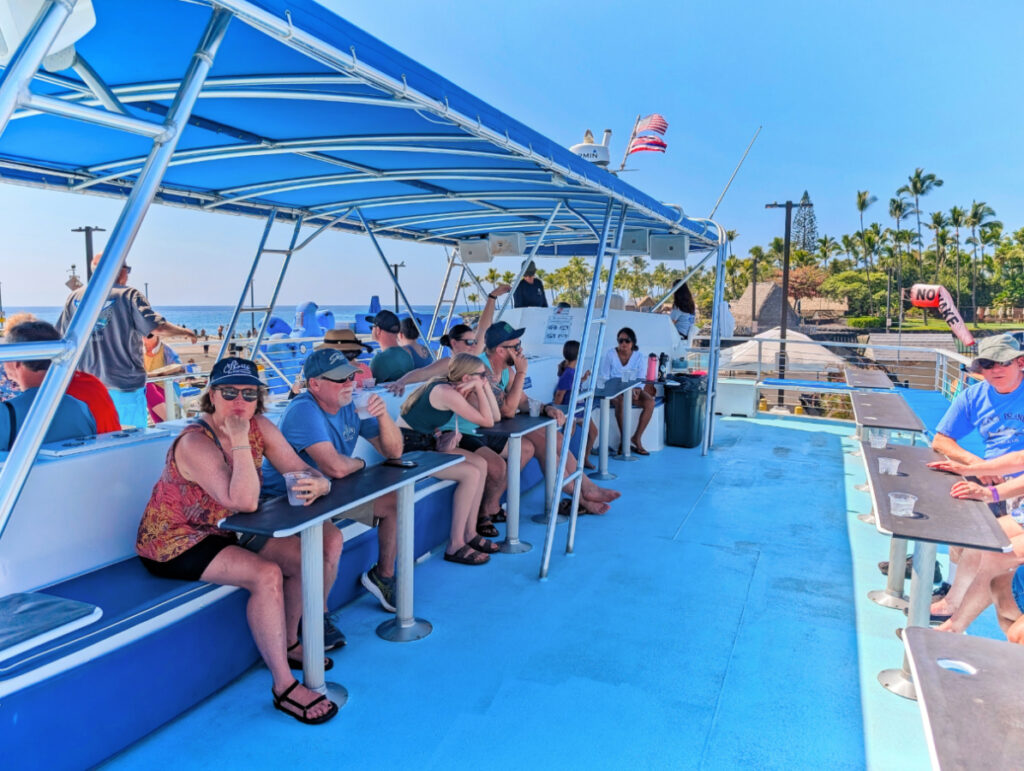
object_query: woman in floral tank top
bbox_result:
[136,357,340,725]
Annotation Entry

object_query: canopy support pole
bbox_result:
[0,7,232,540]
[0,0,75,136]
[355,207,428,348]
[539,200,627,579]
[700,234,728,456]
[219,208,278,360]
[495,201,562,321]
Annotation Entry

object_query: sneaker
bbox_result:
[878,558,942,584]
[932,582,952,601]
[298,613,347,652]
[360,565,397,613]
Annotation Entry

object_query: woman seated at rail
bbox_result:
[135,357,340,726]
[398,317,434,369]
[670,283,697,338]
[397,353,500,565]
[598,327,656,455]
[553,340,598,468]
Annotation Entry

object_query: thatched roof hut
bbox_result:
[729,281,799,332]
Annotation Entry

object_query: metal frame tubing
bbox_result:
[355,207,426,330]
[538,200,626,578]
[0,0,75,135]
[494,201,561,321]
[248,216,305,357]
[0,8,232,540]
[566,208,627,555]
[218,208,278,359]
[700,237,728,456]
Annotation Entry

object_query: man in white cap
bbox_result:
[926,334,1024,624]
[262,348,404,620]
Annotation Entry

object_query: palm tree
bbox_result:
[927,211,947,281]
[856,191,877,312]
[816,235,839,267]
[898,168,944,272]
[725,229,738,258]
[889,197,914,321]
[966,201,1000,317]
[948,206,966,307]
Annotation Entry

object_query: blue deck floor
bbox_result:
[104,408,956,770]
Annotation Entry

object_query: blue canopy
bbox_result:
[0,0,721,253]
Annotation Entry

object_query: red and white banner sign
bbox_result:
[908,284,975,348]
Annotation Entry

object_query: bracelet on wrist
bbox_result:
[990,486,1001,502]
[488,293,497,300]
[231,445,251,451]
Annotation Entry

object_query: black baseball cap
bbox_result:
[209,357,263,387]
[485,321,525,349]
[367,309,401,334]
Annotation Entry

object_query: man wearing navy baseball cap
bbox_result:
[367,310,415,383]
[262,347,404,616]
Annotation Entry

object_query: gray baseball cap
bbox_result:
[972,334,1023,369]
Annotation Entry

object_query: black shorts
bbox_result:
[139,534,257,581]
[459,433,508,454]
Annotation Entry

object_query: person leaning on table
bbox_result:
[924,334,1024,628]
[135,357,340,726]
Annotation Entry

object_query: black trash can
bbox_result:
[665,372,707,448]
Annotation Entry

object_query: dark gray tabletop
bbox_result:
[477,414,556,438]
[220,451,463,538]
[596,378,640,400]
[845,367,894,390]
[904,627,1024,770]
[852,392,926,433]
[862,442,1010,551]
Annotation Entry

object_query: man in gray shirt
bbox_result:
[57,254,196,428]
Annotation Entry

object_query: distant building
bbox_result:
[729,281,799,334]
[796,296,848,322]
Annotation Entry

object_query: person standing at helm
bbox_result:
[57,253,197,429]
[512,261,548,308]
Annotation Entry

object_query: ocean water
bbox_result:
[7,304,471,335]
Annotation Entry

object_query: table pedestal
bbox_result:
[300,524,347,706]
[500,436,531,553]
[612,390,638,463]
[377,484,433,642]
[868,536,909,611]
[879,540,937,701]
[589,397,616,481]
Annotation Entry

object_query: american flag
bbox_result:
[636,113,668,135]
[627,134,667,155]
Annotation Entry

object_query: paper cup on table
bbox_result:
[528,398,542,417]
[888,491,917,517]
[878,457,900,475]
[284,470,313,506]
[353,390,373,419]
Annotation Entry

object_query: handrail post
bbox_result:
[0,7,232,540]
[701,235,728,455]
[248,215,305,358]
[219,208,277,360]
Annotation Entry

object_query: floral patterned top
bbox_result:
[136,417,265,562]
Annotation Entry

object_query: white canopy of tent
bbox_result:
[719,327,846,372]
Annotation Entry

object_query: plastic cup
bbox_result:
[353,391,372,419]
[284,470,313,506]
[528,398,542,417]
[878,457,900,475]
[362,378,375,388]
[889,491,917,517]
[868,429,887,449]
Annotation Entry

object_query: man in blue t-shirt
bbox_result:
[929,334,1024,624]
[262,348,404,613]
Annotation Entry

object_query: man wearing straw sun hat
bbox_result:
[317,328,373,385]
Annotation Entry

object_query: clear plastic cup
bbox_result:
[353,390,372,419]
[284,470,313,506]
[528,398,542,417]
[362,378,375,388]
[878,457,900,475]
[889,491,917,517]
[868,428,887,449]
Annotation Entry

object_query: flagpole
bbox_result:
[708,125,762,219]
[618,113,641,171]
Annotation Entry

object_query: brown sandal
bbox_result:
[444,544,490,565]
[468,534,500,554]
[476,514,499,538]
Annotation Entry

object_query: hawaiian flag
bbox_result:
[636,113,668,135]
[627,134,668,155]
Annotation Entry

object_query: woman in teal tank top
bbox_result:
[397,354,503,565]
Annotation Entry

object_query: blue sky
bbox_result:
[2,0,1022,306]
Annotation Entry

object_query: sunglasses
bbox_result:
[321,373,356,383]
[342,350,362,360]
[974,359,1013,371]
[216,386,260,402]
[617,337,632,344]
[456,337,477,346]
[499,342,522,351]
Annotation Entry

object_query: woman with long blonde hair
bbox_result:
[398,353,502,564]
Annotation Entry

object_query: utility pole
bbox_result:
[390,262,405,312]
[72,226,106,279]
[750,251,758,334]
[765,199,812,407]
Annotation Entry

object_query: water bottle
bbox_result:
[646,353,658,382]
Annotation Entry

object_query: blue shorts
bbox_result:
[1012,566,1024,615]
[108,387,148,429]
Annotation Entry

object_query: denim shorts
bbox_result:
[1012,566,1024,615]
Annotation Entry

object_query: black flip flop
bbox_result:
[476,515,499,538]
[286,641,333,671]
[272,679,338,725]
[630,443,650,456]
